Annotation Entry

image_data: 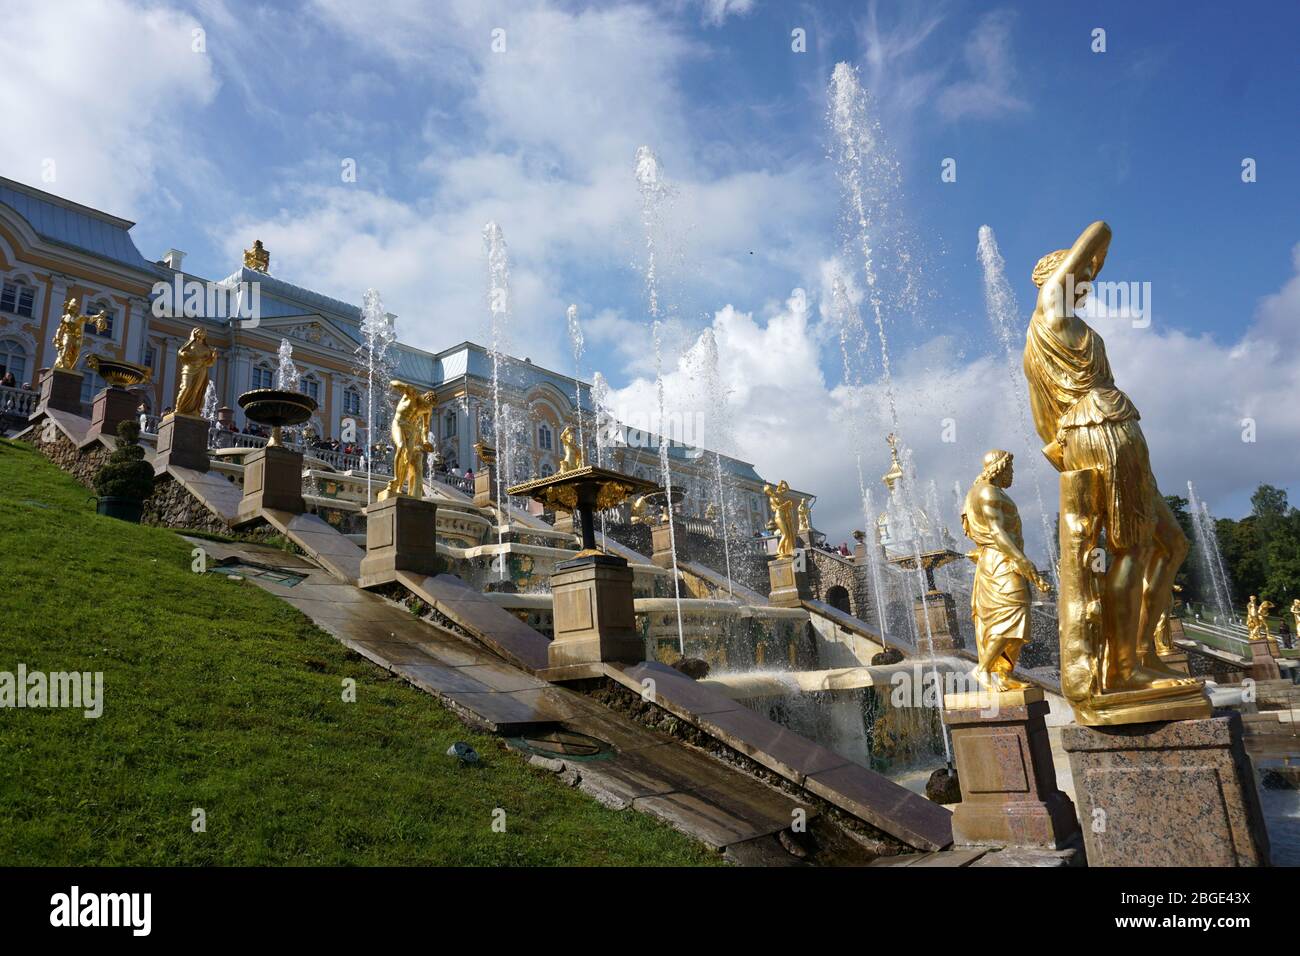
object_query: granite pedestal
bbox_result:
[943,687,1079,848]
[153,413,210,474]
[767,554,810,608]
[472,465,498,509]
[238,444,306,523]
[86,386,139,443]
[359,495,440,588]
[914,591,963,653]
[552,509,575,535]
[1061,713,1270,866]
[35,367,84,418]
[1247,638,1280,682]
[650,519,689,570]
[548,553,642,668]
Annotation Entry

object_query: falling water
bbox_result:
[636,145,686,654]
[592,371,612,546]
[357,289,396,504]
[274,338,299,391]
[696,328,735,599]
[830,62,949,764]
[1188,481,1235,624]
[202,381,219,444]
[977,225,1059,586]
[484,222,511,579]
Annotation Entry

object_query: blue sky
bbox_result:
[4,0,1297,547]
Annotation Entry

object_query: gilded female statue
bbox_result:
[382,380,435,499]
[173,327,217,417]
[1025,221,1203,723]
[558,424,585,473]
[764,480,797,559]
[52,298,109,371]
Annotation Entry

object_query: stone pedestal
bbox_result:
[359,495,440,588]
[1246,638,1281,682]
[238,445,305,523]
[548,553,642,668]
[914,590,963,653]
[767,554,810,608]
[552,509,575,535]
[35,367,84,418]
[1061,713,1270,866]
[86,386,139,442]
[943,687,1079,848]
[153,413,210,474]
[472,465,498,509]
[650,519,689,570]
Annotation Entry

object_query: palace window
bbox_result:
[300,375,320,403]
[0,339,27,384]
[85,300,115,338]
[537,424,553,451]
[143,345,157,369]
[343,387,361,416]
[0,280,34,318]
[444,410,457,438]
[252,364,274,390]
[541,462,554,477]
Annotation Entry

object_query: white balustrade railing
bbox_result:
[0,383,39,419]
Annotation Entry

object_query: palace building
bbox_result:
[0,175,803,536]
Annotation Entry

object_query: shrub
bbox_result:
[93,419,155,501]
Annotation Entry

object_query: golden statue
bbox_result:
[381,380,435,500]
[558,424,585,473]
[243,239,270,272]
[473,438,496,467]
[764,480,797,559]
[52,297,109,371]
[1246,596,1278,654]
[1025,221,1206,724]
[881,432,904,492]
[798,498,812,535]
[1292,598,1300,643]
[173,327,217,417]
[961,450,1053,693]
[1153,584,1183,656]
[630,494,654,525]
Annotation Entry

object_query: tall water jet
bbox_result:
[356,289,397,503]
[696,328,735,599]
[977,225,1059,586]
[592,371,612,547]
[635,145,686,654]
[1188,481,1235,623]
[829,62,949,764]
[566,304,586,455]
[484,222,511,578]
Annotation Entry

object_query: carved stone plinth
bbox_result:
[1246,638,1280,682]
[153,413,210,474]
[943,687,1079,849]
[767,554,810,608]
[35,367,84,418]
[548,553,642,668]
[359,495,440,588]
[472,465,498,509]
[914,591,963,654]
[1061,713,1270,866]
[86,386,139,443]
[552,509,575,535]
[238,445,305,523]
[650,520,689,570]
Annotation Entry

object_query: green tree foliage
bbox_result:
[92,419,155,501]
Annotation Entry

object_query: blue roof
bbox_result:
[0,178,152,272]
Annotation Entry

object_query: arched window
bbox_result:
[251,363,274,390]
[0,339,27,385]
[79,358,107,404]
[537,423,552,450]
[300,374,320,403]
[342,386,361,416]
[0,279,35,318]
[540,462,554,477]
[444,409,457,438]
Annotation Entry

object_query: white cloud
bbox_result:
[0,0,218,217]
[936,10,1029,120]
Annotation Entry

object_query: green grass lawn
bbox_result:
[0,438,718,866]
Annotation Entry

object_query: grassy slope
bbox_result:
[0,438,717,866]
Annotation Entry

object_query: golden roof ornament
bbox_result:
[243,239,270,273]
[881,432,904,492]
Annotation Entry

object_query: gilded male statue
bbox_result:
[382,380,435,499]
[52,297,109,371]
[173,327,217,418]
[961,450,1053,693]
[1025,221,1201,722]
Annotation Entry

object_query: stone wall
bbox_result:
[29,427,112,489]
[805,548,874,622]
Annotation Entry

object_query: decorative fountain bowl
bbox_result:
[508,465,660,556]
[887,547,965,593]
[238,388,317,446]
[86,355,151,389]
